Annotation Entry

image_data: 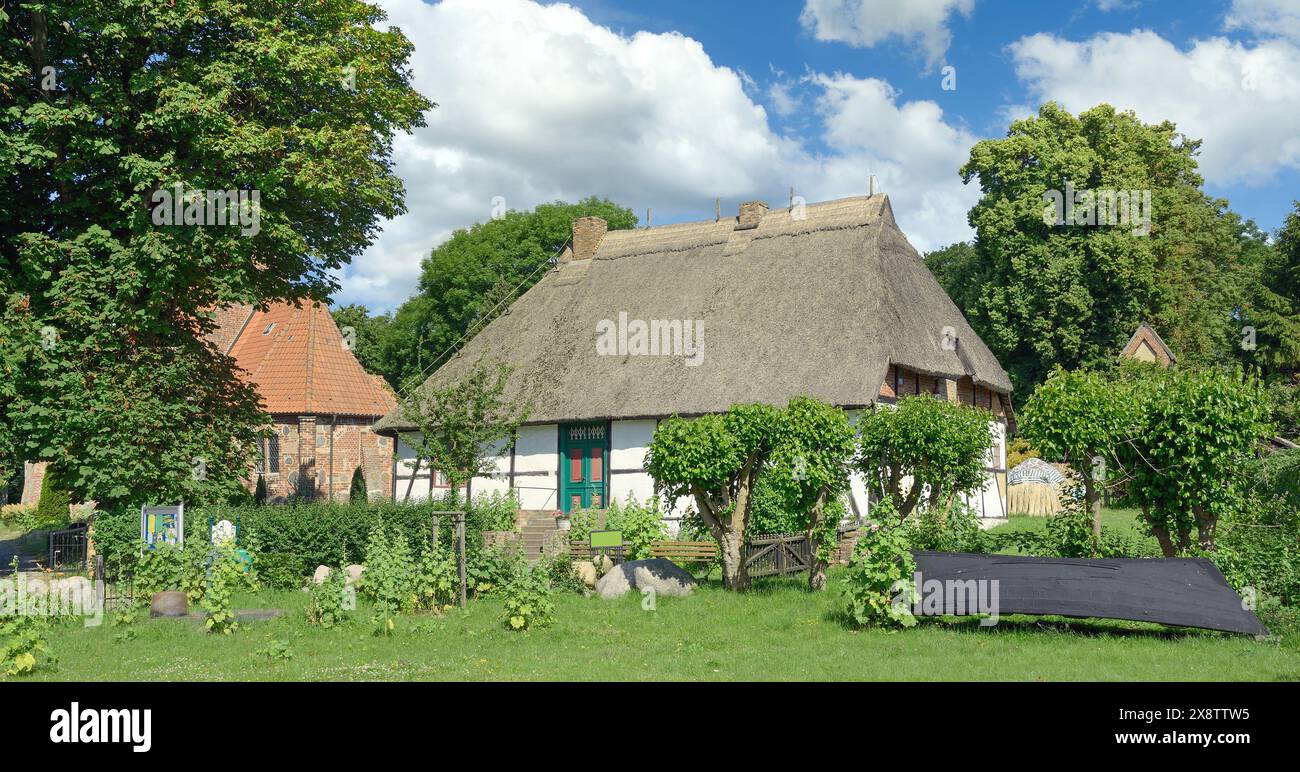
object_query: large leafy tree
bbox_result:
[1119,367,1272,556]
[1242,203,1300,379]
[855,396,993,523]
[646,403,783,591]
[760,397,855,591]
[380,198,638,390]
[957,102,1259,396]
[1019,367,1139,549]
[0,2,431,510]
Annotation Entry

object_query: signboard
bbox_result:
[140,504,184,550]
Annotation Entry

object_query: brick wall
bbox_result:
[255,414,392,503]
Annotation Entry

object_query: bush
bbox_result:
[539,549,585,595]
[842,501,917,628]
[91,493,521,589]
[413,541,459,610]
[500,560,554,631]
[306,557,353,628]
[359,521,418,633]
[604,495,668,560]
[1214,484,1300,605]
[903,501,984,553]
[135,543,205,602]
[349,468,367,503]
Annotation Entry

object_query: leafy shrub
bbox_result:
[903,501,984,553]
[202,541,247,634]
[413,542,459,611]
[466,545,513,596]
[135,543,205,602]
[349,468,367,503]
[1215,487,1300,605]
[539,549,585,595]
[500,561,554,631]
[473,489,519,532]
[253,474,268,506]
[842,505,917,629]
[604,495,668,560]
[306,559,354,628]
[1,613,53,676]
[359,521,417,633]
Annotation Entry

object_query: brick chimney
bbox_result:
[570,216,607,262]
[736,200,768,230]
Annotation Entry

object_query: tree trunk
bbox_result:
[718,531,749,591]
[1145,507,1177,558]
[806,488,830,592]
[1193,506,1216,552]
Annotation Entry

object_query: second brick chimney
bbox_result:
[570,216,608,262]
[736,200,768,230]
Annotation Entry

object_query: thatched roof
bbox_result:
[375,194,1011,432]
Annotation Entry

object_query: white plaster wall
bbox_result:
[469,437,511,500]
[609,419,655,506]
[512,423,558,510]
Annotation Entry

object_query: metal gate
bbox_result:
[48,524,88,569]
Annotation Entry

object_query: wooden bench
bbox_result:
[569,539,717,565]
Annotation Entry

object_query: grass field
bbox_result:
[23,572,1300,682]
[8,509,1297,681]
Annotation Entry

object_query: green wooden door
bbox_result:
[559,423,607,513]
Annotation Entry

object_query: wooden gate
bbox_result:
[743,531,812,578]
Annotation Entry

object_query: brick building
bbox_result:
[212,301,397,503]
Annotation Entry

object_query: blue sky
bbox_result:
[341,0,1300,312]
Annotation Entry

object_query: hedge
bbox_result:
[92,490,520,587]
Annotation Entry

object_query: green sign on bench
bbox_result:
[589,530,623,549]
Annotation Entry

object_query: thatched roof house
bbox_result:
[376,194,1013,526]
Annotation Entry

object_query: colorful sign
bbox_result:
[140,504,184,549]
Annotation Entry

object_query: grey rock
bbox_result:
[595,558,696,600]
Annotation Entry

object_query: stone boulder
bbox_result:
[150,591,189,618]
[595,558,696,600]
[312,564,365,586]
[571,560,599,589]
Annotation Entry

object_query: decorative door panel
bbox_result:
[559,422,608,513]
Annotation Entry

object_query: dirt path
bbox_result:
[0,529,44,573]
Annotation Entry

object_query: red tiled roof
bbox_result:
[210,301,396,418]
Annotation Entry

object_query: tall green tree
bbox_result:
[958,102,1258,396]
[382,198,638,390]
[1019,367,1139,549]
[854,396,993,523]
[0,2,431,510]
[1241,203,1300,379]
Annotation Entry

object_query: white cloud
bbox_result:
[798,0,975,68]
[342,0,980,310]
[1226,0,1300,44]
[1007,30,1300,186]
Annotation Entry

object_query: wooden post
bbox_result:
[455,512,467,608]
[431,514,440,552]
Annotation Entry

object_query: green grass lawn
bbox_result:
[22,567,1300,682]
